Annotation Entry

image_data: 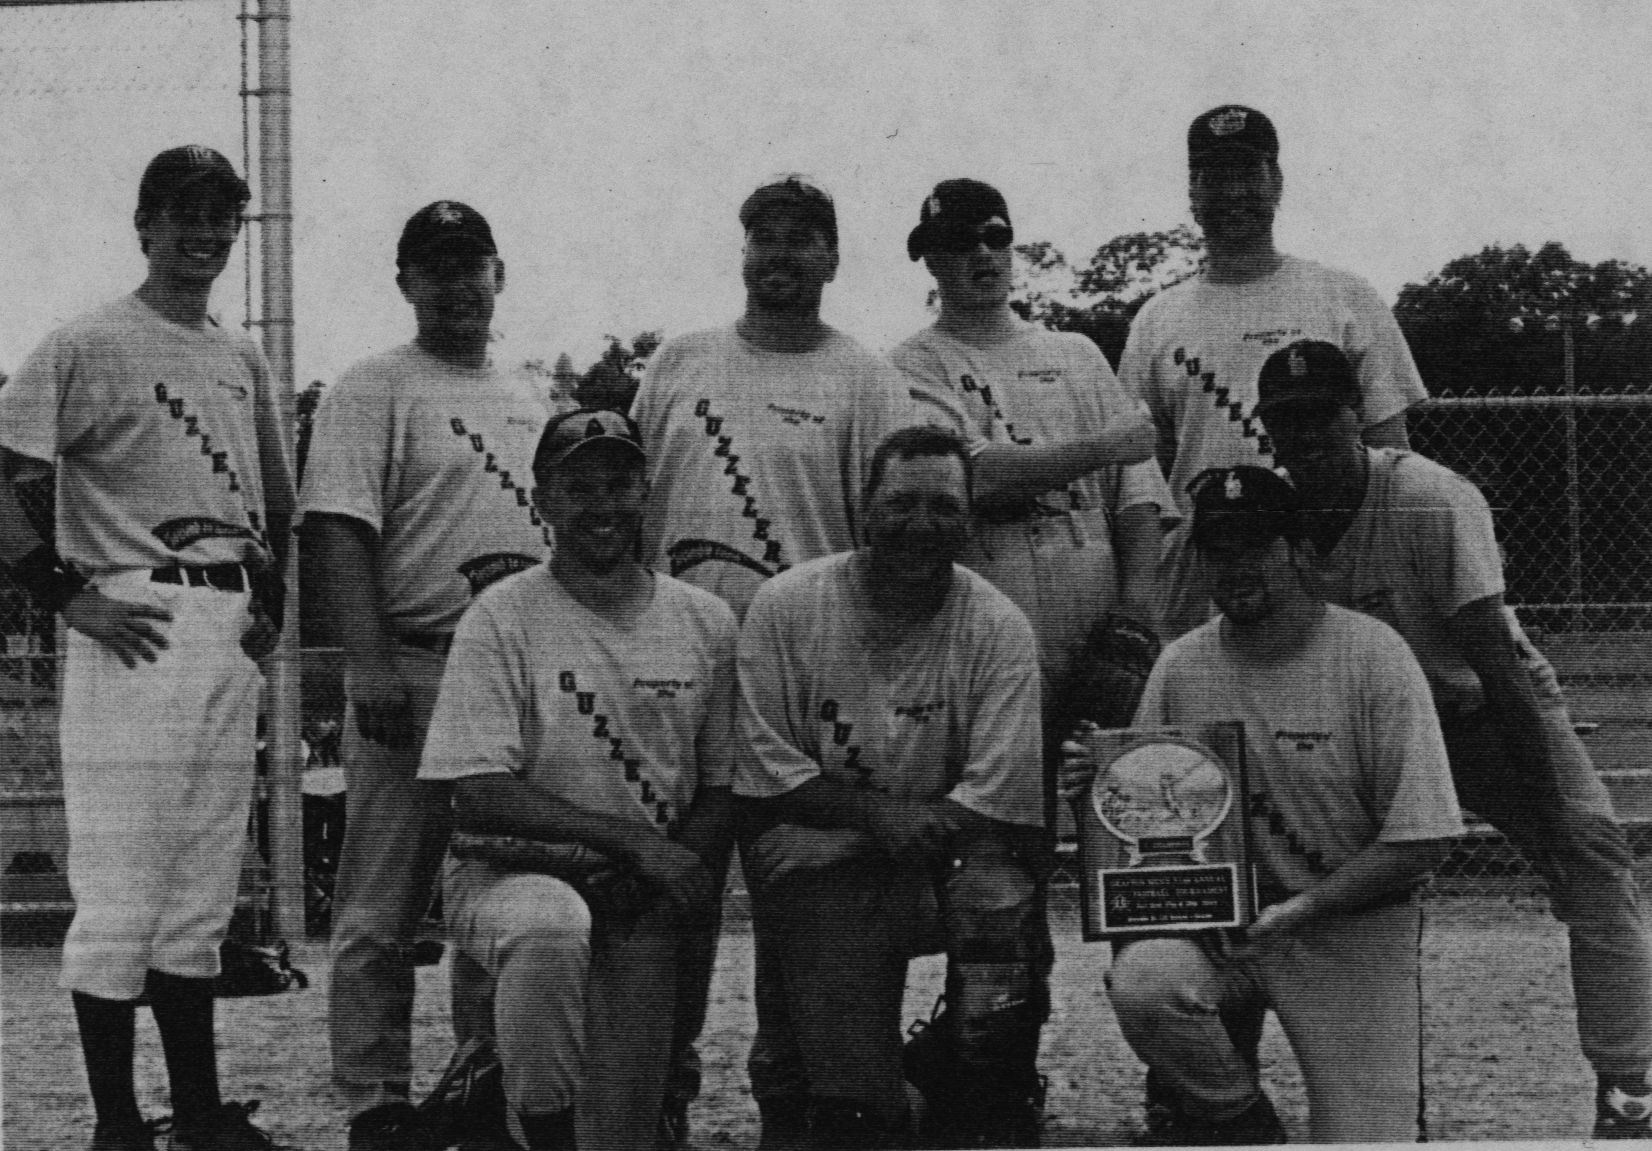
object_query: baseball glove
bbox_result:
[1057,612,1162,733]
[448,832,652,927]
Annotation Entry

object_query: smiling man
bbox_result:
[628,174,916,1146]
[0,145,294,1151]
[735,425,1047,1147]
[1117,105,1428,640]
[300,200,550,1150]
[1062,464,1463,1145]
[416,409,736,1151]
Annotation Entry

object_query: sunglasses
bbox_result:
[928,222,1014,256]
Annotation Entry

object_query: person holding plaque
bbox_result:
[1062,464,1463,1144]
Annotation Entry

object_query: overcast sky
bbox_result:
[3,0,1648,389]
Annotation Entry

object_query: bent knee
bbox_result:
[1105,937,1219,1017]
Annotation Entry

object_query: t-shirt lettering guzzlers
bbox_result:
[0,295,295,573]
[299,343,548,633]
[1119,255,1427,511]
[734,552,1044,829]
[630,325,913,621]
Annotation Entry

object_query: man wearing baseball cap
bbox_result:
[301,200,550,1149]
[628,173,915,1146]
[1061,463,1463,1144]
[417,408,735,1151]
[1117,104,1428,642]
[891,178,1168,1143]
[0,145,294,1150]
[1255,339,1652,1139]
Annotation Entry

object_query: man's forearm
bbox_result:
[1293,838,1452,921]
[1113,502,1162,617]
[676,785,734,866]
[306,513,395,663]
[972,420,1155,507]
[454,774,661,866]
[751,775,882,835]
[0,450,50,562]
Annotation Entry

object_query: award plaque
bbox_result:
[1076,722,1254,940]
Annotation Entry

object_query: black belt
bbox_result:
[396,632,454,657]
[152,563,246,592]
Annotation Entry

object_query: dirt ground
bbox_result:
[3,895,1598,1149]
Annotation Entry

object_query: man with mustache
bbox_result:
[628,175,914,1147]
[301,201,549,1150]
[1118,105,1427,642]
[1254,339,1652,1139]
[735,426,1047,1148]
[0,145,294,1151]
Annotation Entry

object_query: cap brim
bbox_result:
[1253,394,1349,422]
[546,436,645,470]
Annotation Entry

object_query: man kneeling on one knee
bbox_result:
[1062,465,1463,1145]
[417,410,736,1151]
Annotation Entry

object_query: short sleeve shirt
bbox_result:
[0,295,296,572]
[733,552,1045,828]
[1304,448,1505,708]
[298,343,549,633]
[892,323,1174,520]
[1119,255,1426,511]
[629,325,915,621]
[1135,606,1463,893]
[418,567,738,837]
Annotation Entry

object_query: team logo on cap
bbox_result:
[1225,473,1243,500]
[1209,107,1248,136]
[1289,347,1308,376]
[432,202,464,225]
[585,417,608,439]
[184,144,217,167]
[925,194,943,220]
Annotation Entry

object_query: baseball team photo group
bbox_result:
[3,16,1652,1147]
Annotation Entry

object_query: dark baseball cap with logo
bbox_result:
[906,178,1013,261]
[397,200,498,269]
[137,146,251,216]
[1255,340,1362,420]
[532,408,646,478]
[1188,464,1303,551]
[738,174,837,244]
[1187,105,1280,166]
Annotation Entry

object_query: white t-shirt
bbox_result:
[1136,605,1463,894]
[299,343,549,633]
[629,325,915,621]
[891,323,1174,522]
[1120,255,1427,510]
[418,567,738,837]
[0,295,295,573]
[733,552,1045,828]
[1304,448,1505,709]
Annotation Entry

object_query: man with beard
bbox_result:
[1253,340,1652,1139]
[1117,105,1427,640]
[628,175,915,1146]
[417,409,734,1151]
[1062,464,1463,1145]
[301,201,550,1150]
[0,145,294,1151]
[736,426,1047,1148]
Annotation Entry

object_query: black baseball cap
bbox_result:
[1255,340,1362,420]
[532,408,646,478]
[137,146,250,216]
[397,200,497,269]
[738,174,837,244]
[1188,465,1302,551]
[1188,105,1279,166]
[906,178,1013,261]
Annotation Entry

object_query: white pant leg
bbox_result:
[60,569,260,999]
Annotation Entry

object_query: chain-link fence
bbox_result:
[4,394,1651,915]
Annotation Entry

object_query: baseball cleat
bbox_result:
[90,1117,166,1151]
[165,1101,290,1150]
[349,1100,442,1151]
[1596,1078,1652,1139]
[1132,1091,1286,1146]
